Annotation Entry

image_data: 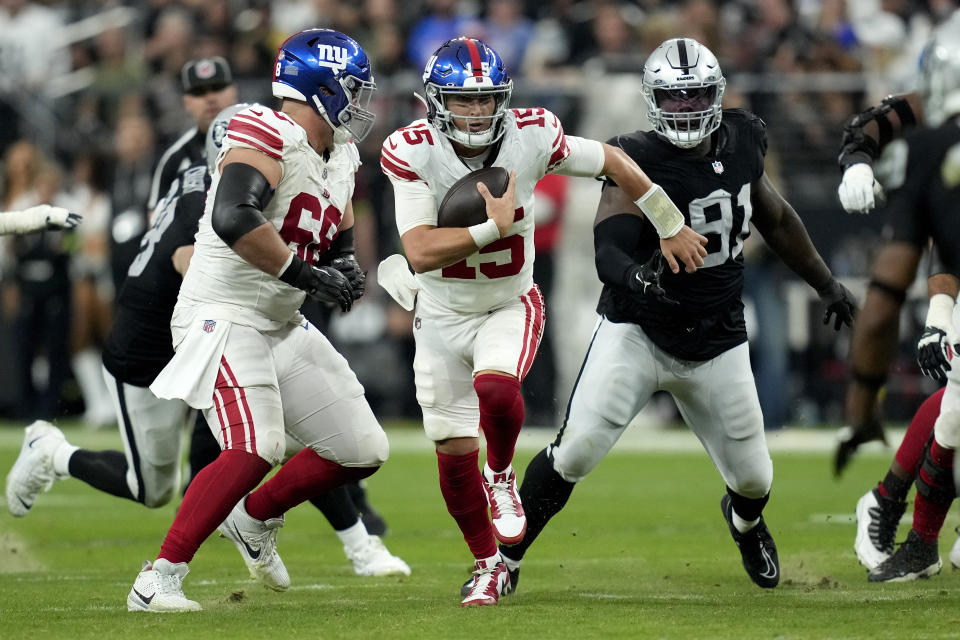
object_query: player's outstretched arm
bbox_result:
[837,93,922,214]
[0,204,81,235]
[597,144,706,274]
[751,172,856,329]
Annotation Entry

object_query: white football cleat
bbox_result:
[218,497,290,591]
[345,535,411,577]
[854,488,906,570]
[5,420,68,517]
[949,528,960,569]
[482,463,526,545]
[461,558,511,607]
[127,559,201,612]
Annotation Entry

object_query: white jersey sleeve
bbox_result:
[553,136,606,177]
[176,106,359,328]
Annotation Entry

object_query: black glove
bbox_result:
[917,326,955,381]
[834,417,887,477]
[817,279,857,330]
[626,251,678,306]
[329,254,366,301]
[279,255,353,312]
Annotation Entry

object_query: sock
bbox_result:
[72,348,113,422]
[67,449,134,501]
[159,449,270,564]
[310,484,361,531]
[877,470,911,501]
[894,387,943,476]
[245,448,376,522]
[474,374,524,473]
[732,511,760,533]
[52,442,80,477]
[726,486,769,523]
[913,438,955,543]
[336,518,368,552]
[500,447,575,561]
[437,449,498,560]
[499,552,521,572]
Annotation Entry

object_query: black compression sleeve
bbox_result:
[594,214,645,288]
[211,163,274,246]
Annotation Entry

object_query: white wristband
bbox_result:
[926,293,956,330]
[634,183,684,239]
[276,252,295,278]
[468,218,500,248]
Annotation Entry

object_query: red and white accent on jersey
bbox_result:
[517,285,545,380]
[546,115,570,171]
[213,356,257,454]
[227,112,284,159]
[381,138,424,183]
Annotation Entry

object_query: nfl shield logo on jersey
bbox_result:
[712,160,724,174]
[203,320,216,333]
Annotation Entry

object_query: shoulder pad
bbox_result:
[381,120,432,182]
[224,107,300,160]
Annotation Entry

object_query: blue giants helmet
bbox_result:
[272,29,377,144]
[422,37,513,148]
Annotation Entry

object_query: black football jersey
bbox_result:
[881,117,960,273]
[597,109,767,361]
[103,165,209,386]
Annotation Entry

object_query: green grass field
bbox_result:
[1,422,959,639]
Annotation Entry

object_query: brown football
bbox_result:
[436,166,510,228]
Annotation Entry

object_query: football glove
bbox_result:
[329,254,366,301]
[280,256,354,312]
[917,326,957,381]
[837,163,885,214]
[817,279,857,330]
[834,418,887,477]
[627,251,678,306]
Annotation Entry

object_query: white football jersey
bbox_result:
[381,108,572,313]
[177,106,360,328]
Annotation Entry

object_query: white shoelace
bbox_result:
[489,479,519,517]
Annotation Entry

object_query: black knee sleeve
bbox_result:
[916,455,956,505]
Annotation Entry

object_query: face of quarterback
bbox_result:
[446,94,497,135]
[183,83,239,134]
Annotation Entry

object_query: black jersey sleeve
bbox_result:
[881,135,933,248]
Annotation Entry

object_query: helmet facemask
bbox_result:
[425,82,513,148]
[313,74,377,144]
[642,38,726,149]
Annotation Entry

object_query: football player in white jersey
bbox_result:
[125,29,389,612]
[378,36,708,607]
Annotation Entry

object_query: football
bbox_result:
[436,166,510,228]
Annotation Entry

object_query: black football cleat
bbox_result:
[868,530,942,582]
[721,494,780,588]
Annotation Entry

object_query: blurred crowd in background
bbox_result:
[0,0,956,430]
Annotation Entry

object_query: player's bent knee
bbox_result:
[934,410,960,449]
[473,373,521,415]
[550,444,597,483]
[142,486,175,509]
[253,427,286,467]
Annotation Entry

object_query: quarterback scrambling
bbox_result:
[379,36,707,607]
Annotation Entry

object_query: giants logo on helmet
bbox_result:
[315,44,348,72]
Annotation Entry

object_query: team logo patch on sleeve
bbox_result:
[203,320,217,333]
